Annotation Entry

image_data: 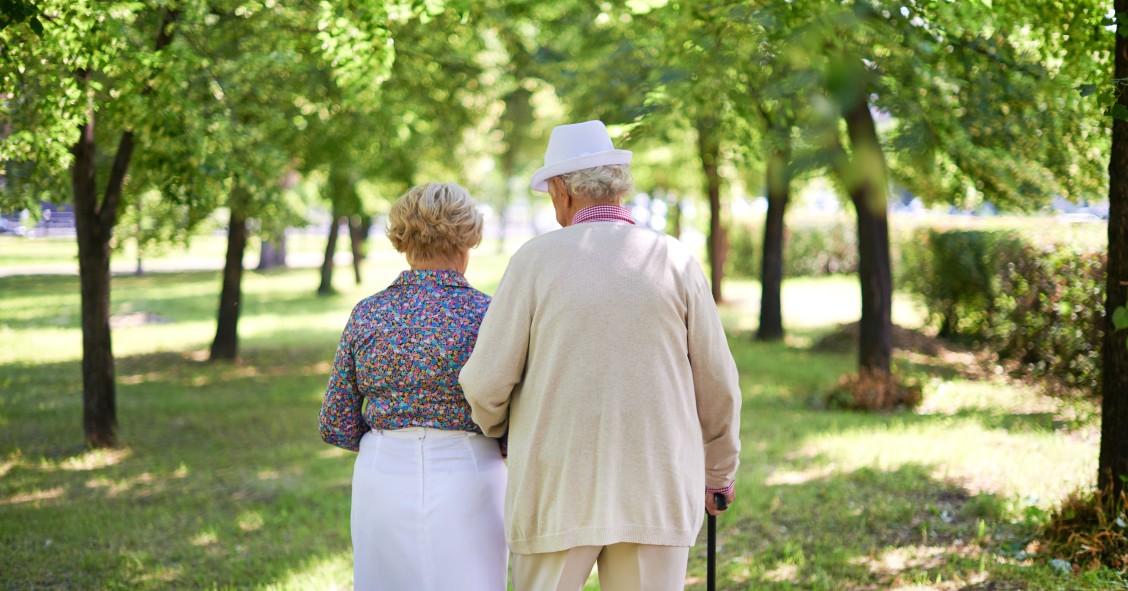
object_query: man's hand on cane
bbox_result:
[706,490,734,516]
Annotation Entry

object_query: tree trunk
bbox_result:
[257,233,287,271]
[72,81,131,448]
[843,97,894,373]
[349,215,370,285]
[1099,0,1128,498]
[318,210,341,296]
[134,204,144,276]
[697,117,726,304]
[498,87,531,250]
[667,191,682,239]
[210,208,247,361]
[757,144,791,342]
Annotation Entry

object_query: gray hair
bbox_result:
[555,165,634,204]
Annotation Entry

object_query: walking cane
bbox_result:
[707,492,727,591]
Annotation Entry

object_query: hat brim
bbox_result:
[529,150,633,192]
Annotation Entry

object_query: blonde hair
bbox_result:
[557,165,634,204]
[386,182,484,263]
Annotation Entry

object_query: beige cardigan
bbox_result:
[459,222,741,554]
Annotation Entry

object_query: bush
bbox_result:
[824,368,922,411]
[1039,483,1128,574]
[897,229,1028,337]
[727,217,858,279]
[899,228,1106,395]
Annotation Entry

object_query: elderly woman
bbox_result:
[319,182,506,591]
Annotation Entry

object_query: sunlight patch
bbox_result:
[764,464,838,486]
[763,562,799,583]
[120,371,169,385]
[318,447,351,459]
[59,448,132,471]
[191,530,219,547]
[187,349,210,362]
[798,420,1097,504]
[133,564,183,586]
[238,510,265,532]
[858,544,947,574]
[261,552,351,591]
[85,471,157,497]
[2,486,64,505]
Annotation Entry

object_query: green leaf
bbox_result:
[1115,305,1128,332]
[28,16,42,36]
[1113,104,1128,122]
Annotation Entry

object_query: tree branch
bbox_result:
[98,8,179,229]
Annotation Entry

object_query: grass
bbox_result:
[0,237,1121,590]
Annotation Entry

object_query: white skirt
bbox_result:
[351,428,507,591]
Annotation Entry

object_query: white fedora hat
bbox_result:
[529,120,632,192]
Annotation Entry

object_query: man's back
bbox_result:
[461,223,741,554]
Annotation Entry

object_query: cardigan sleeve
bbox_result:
[685,262,742,490]
[459,264,532,439]
[319,314,366,451]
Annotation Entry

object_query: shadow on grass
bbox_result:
[0,309,1109,589]
[686,463,1018,591]
[0,346,356,590]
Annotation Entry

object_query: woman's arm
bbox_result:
[319,317,366,451]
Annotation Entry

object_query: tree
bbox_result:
[769,0,1110,378]
[1100,0,1128,499]
[834,74,895,373]
[0,1,407,442]
[183,0,409,357]
[306,5,484,294]
[2,3,183,447]
[536,1,758,303]
[755,118,792,341]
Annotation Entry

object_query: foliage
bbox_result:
[874,0,1112,210]
[1039,481,1128,574]
[1115,305,1128,349]
[728,216,858,279]
[898,229,1028,335]
[900,228,1106,395]
[0,0,42,33]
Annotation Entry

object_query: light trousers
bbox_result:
[351,428,507,591]
[511,543,691,591]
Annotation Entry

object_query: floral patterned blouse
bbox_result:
[319,269,492,451]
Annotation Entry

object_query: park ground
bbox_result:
[0,233,1121,590]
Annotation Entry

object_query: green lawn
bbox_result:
[0,240,1119,590]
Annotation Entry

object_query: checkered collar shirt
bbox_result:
[571,205,636,226]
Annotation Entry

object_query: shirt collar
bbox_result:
[571,205,636,226]
[392,269,471,289]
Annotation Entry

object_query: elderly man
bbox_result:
[459,120,741,591]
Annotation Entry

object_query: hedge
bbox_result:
[899,228,1105,395]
